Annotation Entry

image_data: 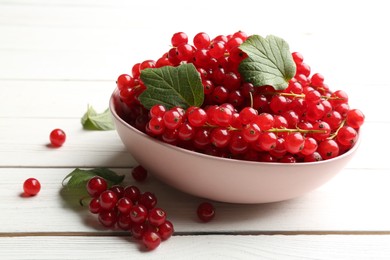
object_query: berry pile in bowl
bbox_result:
[109,31,365,204]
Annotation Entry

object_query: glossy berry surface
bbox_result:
[142,231,161,250]
[23,178,41,196]
[49,128,66,147]
[197,202,215,222]
[84,176,174,251]
[86,176,107,197]
[114,30,365,165]
[131,165,148,182]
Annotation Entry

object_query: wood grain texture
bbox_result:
[1,0,389,258]
[1,168,389,234]
[1,235,390,260]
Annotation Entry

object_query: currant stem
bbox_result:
[261,91,345,101]
[266,127,327,134]
[327,119,346,140]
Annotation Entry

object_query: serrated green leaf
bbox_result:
[81,105,115,130]
[239,35,296,90]
[139,63,204,110]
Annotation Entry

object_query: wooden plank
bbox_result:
[1,235,390,259]
[0,1,389,84]
[0,118,136,167]
[0,168,389,234]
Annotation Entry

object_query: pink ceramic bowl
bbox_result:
[109,92,360,204]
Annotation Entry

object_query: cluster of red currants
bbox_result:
[115,31,365,163]
[86,175,174,250]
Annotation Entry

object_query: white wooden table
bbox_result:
[1,0,390,259]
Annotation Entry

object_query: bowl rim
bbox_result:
[109,91,361,167]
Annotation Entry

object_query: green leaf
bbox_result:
[62,168,125,190]
[238,35,296,90]
[81,105,115,130]
[139,63,204,110]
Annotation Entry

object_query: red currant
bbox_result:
[23,178,41,196]
[86,176,107,197]
[158,220,174,240]
[149,208,167,227]
[49,128,66,147]
[197,202,215,222]
[99,190,118,211]
[142,231,161,250]
[131,165,148,182]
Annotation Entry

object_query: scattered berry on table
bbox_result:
[197,202,215,222]
[49,128,66,147]
[131,165,148,182]
[23,178,41,196]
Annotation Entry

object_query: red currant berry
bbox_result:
[131,222,148,240]
[171,32,188,47]
[158,220,174,240]
[142,231,161,250]
[149,208,167,227]
[98,210,117,227]
[131,165,148,182]
[23,178,41,196]
[310,73,325,87]
[284,132,305,154]
[117,197,133,215]
[197,202,215,222]
[346,109,365,129]
[89,197,101,214]
[149,104,166,118]
[130,204,148,224]
[193,32,210,49]
[317,139,340,160]
[99,190,118,211]
[49,128,66,147]
[123,185,141,203]
[139,192,157,210]
[163,110,183,130]
[86,176,108,197]
[239,107,258,125]
[117,213,132,231]
[109,185,124,199]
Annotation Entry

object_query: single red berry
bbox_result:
[123,185,141,203]
[86,176,108,197]
[98,210,117,227]
[142,231,161,250]
[197,202,215,222]
[131,165,148,182]
[138,192,157,210]
[23,178,41,196]
[149,208,167,227]
[131,222,148,240]
[346,109,365,129]
[99,190,118,211]
[117,213,133,231]
[117,197,133,215]
[171,32,188,47]
[88,197,101,214]
[109,185,125,199]
[49,128,66,147]
[158,220,174,240]
[130,204,148,224]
